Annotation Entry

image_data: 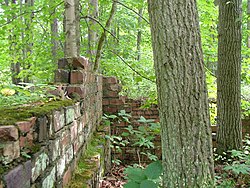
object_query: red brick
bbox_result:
[104,77,118,84]
[103,90,119,98]
[72,56,90,70]
[70,70,86,84]
[0,125,19,141]
[109,99,124,105]
[66,86,86,98]
[63,167,72,187]
[16,117,36,134]
[19,132,33,148]
[55,69,70,83]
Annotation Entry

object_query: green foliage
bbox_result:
[215,135,250,187]
[124,160,162,188]
[0,83,57,107]
[103,110,160,164]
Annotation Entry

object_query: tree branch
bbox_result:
[110,49,155,83]
[114,0,150,24]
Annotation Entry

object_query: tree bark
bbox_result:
[216,0,242,154]
[147,0,215,187]
[75,0,80,56]
[136,8,143,62]
[87,0,99,63]
[64,0,77,57]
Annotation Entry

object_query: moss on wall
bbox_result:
[0,100,74,125]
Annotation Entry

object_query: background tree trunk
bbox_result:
[87,0,99,63]
[147,0,215,187]
[75,0,80,56]
[64,0,77,57]
[136,8,143,62]
[216,0,242,154]
[93,0,117,72]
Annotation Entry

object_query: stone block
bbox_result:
[41,166,56,188]
[60,129,70,154]
[62,167,72,187]
[4,160,32,188]
[74,102,81,119]
[70,70,86,84]
[55,69,70,83]
[65,144,74,165]
[77,120,83,134]
[72,56,90,70]
[36,116,48,142]
[31,152,50,182]
[103,90,119,98]
[49,138,60,161]
[66,86,85,99]
[73,138,80,156]
[19,132,33,149]
[53,109,65,132]
[1,141,20,164]
[58,58,73,70]
[103,76,118,84]
[0,125,19,141]
[70,121,78,142]
[65,106,75,125]
[16,117,36,134]
[57,155,66,178]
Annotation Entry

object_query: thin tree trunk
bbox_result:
[147,0,215,187]
[93,0,117,72]
[75,0,80,56]
[216,0,242,154]
[64,0,77,57]
[136,8,143,62]
[87,0,98,63]
[50,1,59,63]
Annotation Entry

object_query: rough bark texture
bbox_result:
[147,0,215,187]
[51,17,59,63]
[87,0,99,63]
[64,0,77,57]
[216,0,242,154]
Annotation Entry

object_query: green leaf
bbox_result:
[140,180,158,188]
[144,161,163,179]
[124,167,147,183]
[124,181,140,188]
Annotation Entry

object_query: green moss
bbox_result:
[0,100,74,125]
[66,132,106,188]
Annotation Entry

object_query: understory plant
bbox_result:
[103,110,160,165]
[215,135,250,187]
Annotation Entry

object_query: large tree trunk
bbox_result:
[64,0,77,57]
[147,0,215,187]
[216,0,242,154]
[87,0,99,63]
[75,0,80,56]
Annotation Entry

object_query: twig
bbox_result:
[110,49,155,83]
[114,0,150,24]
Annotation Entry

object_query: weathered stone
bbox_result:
[4,160,32,188]
[53,109,65,132]
[70,120,78,142]
[1,141,20,164]
[74,102,81,119]
[55,69,70,83]
[19,132,33,148]
[36,116,48,142]
[62,167,72,187]
[70,70,86,84]
[65,145,74,165]
[0,125,19,141]
[66,86,85,98]
[16,117,36,134]
[32,152,50,182]
[65,106,75,125]
[72,56,90,70]
[49,138,60,161]
[56,155,66,178]
[41,166,56,188]
[58,58,72,70]
[60,129,70,154]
